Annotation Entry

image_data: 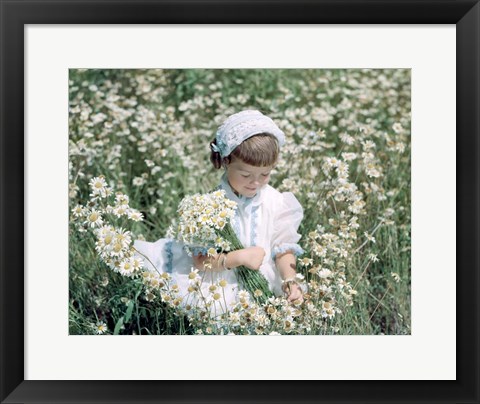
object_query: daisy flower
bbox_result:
[95,321,108,335]
[132,257,143,271]
[113,204,128,217]
[114,228,132,247]
[237,290,250,302]
[84,209,103,228]
[132,177,146,187]
[115,193,129,206]
[340,133,355,145]
[300,257,313,267]
[392,122,403,134]
[119,258,136,277]
[229,312,241,326]
[127,209,143,222]
[71,204,85,218]
[89,176,108,195]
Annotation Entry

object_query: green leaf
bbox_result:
[113,316,124,335]
[124,301,134,323]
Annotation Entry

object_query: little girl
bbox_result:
[135,110,304,311]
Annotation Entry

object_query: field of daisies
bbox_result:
[69,69,411,335]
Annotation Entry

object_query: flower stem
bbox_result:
[218,224,273,304]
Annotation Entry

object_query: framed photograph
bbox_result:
[1,1,478,403]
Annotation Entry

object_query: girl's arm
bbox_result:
[275,251,304,303]
[193,247,265,272]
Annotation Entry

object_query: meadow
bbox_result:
[69,68,411,335]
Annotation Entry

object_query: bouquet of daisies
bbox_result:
[171,189,273,303]
[72,176,145,278]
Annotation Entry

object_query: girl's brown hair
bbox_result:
[210,133,279,169]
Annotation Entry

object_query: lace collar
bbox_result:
[219,172,264,209]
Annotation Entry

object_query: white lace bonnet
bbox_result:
[212,110,285,158]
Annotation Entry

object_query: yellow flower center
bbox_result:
[89,212,98,222]
[207,247,217,256]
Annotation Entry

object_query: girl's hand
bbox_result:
[192,254,211,271]
[284,282,304,304]
[193,247,265,272]
[192,252,227,272]
[239,246,265,271]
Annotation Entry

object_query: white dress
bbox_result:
[134,173,304,312]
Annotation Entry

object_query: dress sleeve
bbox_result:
[270,192,305,259]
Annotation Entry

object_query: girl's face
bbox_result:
[226,157,275,198]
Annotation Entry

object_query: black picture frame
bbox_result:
[1,1,479,403]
